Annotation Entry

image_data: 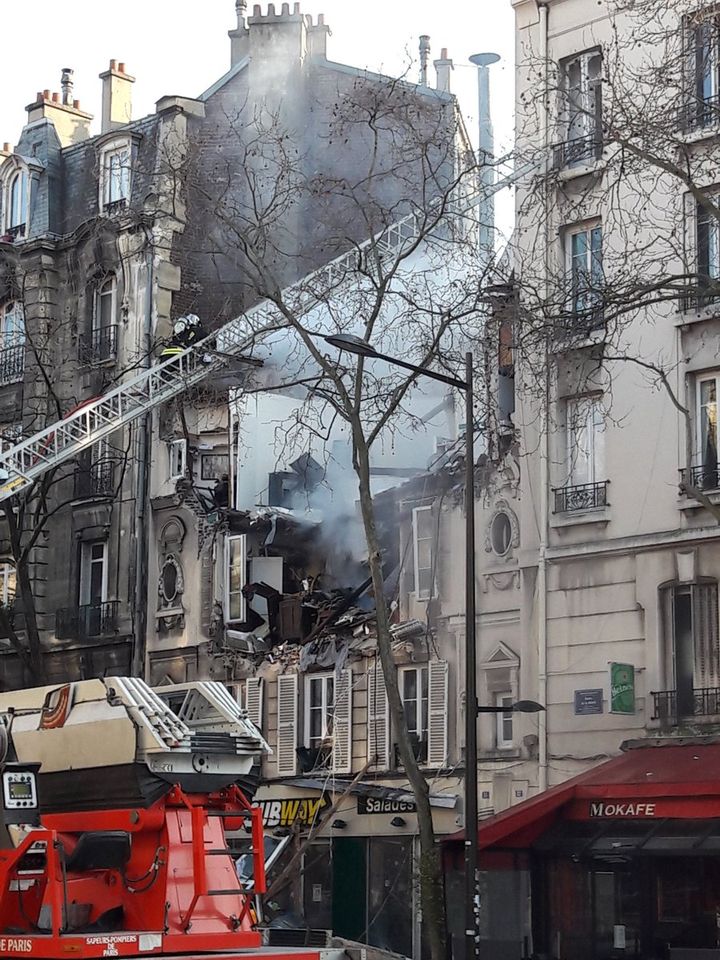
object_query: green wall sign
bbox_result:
[610,663,635,714]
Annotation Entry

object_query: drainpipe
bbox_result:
[537,0,550,793]
[130,240,154,678]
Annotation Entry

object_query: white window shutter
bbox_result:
[276,674,298,777]
[245,677,264,730]
[367,662,390,768]
[427,660,449,767]
[332,669,353,774]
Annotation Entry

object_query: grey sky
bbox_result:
[1,0,515,234]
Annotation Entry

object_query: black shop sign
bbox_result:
[357,796,417,815]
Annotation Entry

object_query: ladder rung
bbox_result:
[206,849,234,855]
[207,889,242,897]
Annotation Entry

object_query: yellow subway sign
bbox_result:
[254,794,331,829]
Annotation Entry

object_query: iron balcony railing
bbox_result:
[552,132,603,170]
[651,687,720,722]
[554,480,609,513]
[680,94,720,133]
[103,198,128,216]
[0,342,25,387]
[55,600,119,641]
[73,459,115,499]
[80,324,118,364]
[682,462,720,493]
[5,224,26,242]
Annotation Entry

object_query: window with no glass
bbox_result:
[305,673,335,748]
[411,505,434,600]
[100,142,131,208]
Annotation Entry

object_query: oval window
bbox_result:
[161,559,179,604]
[490,513,512,556]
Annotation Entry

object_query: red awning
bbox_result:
[448,741,720,851]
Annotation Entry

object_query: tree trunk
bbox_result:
[353,432,447,960]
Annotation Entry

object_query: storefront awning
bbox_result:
[447,741,720,851]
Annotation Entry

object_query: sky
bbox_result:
[0,0,516,234]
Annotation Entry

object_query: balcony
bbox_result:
[651,687,720,724]
[681,462,720,494]
[553,480,608,514]
[0,342,25,387]
[5,224,26,242]
[80,325,117,364]
[552,132,603,170]
[680,94,720,133]
[103,199,128,216]
[55,601,119,641]
[73,459,115,500]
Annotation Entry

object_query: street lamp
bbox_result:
[323,334,480,944]
[323,333,544,957]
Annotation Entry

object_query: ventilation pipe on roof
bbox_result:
[419,35,431,86]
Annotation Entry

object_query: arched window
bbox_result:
[7,170,28,231]
[88,275,117,362]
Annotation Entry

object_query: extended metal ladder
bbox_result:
[0,157,538,503]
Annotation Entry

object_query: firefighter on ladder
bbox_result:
[160,314,213,362]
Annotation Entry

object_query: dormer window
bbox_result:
[2,166,29,239]
[99,140,131,212]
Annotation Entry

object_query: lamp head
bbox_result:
[512,700,545,713]
[323,334,378,358]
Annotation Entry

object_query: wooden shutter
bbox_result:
[427,660,449,767]
[693,582,720,688]
[245,677,264,730]
[276,674,298,777]
[332,669,353,774]
[367,662,390,768]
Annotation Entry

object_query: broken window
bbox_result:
[0,562,16,608]
[411,505,434,600]
[305,673,335,749]
[100,141,131,209]
[168,438,187,482]
[225,533,246,623]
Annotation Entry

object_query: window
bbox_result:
[0,423,22,453]
[568,225,603,327]
[0,302,25,386]
[495,691,514,749]
[87,276,118,362]
[560,49,602,165]
[412,505,434,600]
[400,665,428,759]
[0,562,16,607]
[305,673,335,749]
[696,373,720,489]
[490,512,512,556]
[225,533,246,623]
[80,541,107,606]
[665,582,719,717]
[687,14,720,129]
[566,396,605,486]
[168,439,187,481]
[100,142,131,209]
[201,452,230,481]
[4,169,28,234]
[697,201,720,295]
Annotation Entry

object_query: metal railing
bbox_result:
[73,459,115,499]
[103,199,128,216]
[552,132,603,170]
[0,342,25,387]
[554,480,608,513]
[651,687,720,722]
[55,600,119,641]
[80,324,118,364]
[680,94,720,132]
[682,462,720,493]
[5,224,26,241]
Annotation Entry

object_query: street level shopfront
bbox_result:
[444,742,720,960]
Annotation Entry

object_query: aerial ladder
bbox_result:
[0,156,540,504]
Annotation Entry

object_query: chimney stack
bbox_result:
[99,60,135,133]
[434,48,453,93]
[61,68,74,106]
[469,52,501,260]
[419,35,431,86]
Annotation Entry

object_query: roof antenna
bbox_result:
[419,35,431,86]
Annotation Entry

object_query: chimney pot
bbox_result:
[43,89,50,100]
[441,47,448,59]
[110,59,117,71]
[51,92,59,103]
[36,92,42,103]
[281,2,289,12]
[253,3,261,13]
[318,11,324,23]
[73,99,80,109]
[267,3,275,15]
[118,62,125,73]
[2,143,10,153]
[294,1,300,10]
